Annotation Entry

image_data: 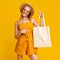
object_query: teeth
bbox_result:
[23,12,26,14]
[22,13,26,16]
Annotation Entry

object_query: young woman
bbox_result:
[15,3,44,60]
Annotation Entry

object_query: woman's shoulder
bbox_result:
[15,19,21,26]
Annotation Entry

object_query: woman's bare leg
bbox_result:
[17,54,23,60]
[29,54,38,60]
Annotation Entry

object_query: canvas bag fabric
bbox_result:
[33,17,52,47]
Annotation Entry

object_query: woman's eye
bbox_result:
[26,11,29,13]
[23,8,30,13]
[23,9,26,11]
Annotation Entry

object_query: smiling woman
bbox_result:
[15,3,45,60]
[20,3,34,18]
[15,3,38,60]
[22,6,31,17]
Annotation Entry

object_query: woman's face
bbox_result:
[22,6,31,17]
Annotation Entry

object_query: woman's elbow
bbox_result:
[15,35,18,39]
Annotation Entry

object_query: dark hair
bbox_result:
[20,3,34,18]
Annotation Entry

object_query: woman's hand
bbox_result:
[20,29,27,34]
[15,29,27,39]
[39,11,45,26]
[39,11,44,19]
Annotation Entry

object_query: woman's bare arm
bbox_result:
[15,21,27,39]
[15,21,21,39]
[32,12,45,27]
[32,18,40,27]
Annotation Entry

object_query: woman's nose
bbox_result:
[24,10,27,13]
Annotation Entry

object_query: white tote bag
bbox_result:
[33,18,52,47]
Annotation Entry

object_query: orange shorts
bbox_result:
[15,35,37,55]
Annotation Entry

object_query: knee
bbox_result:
[17,54,23,60]
[29,54,38,60]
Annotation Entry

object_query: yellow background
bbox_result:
[0,0,60,60]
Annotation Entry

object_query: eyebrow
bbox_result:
[23,8,30,12]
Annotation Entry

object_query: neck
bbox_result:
[21,16,30,20]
